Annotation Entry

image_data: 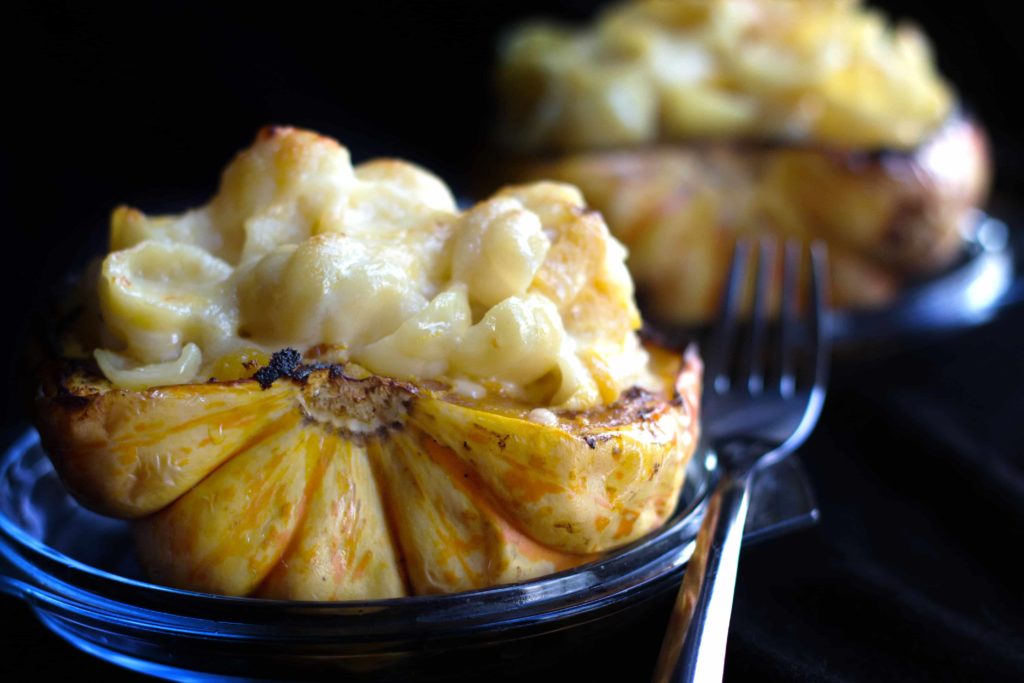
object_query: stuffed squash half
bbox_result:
[495,0,990,324]
[35,127,701,600]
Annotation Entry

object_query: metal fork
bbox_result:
[652,239,830,683]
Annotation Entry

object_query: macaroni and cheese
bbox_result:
[84,126,654,409]
[498,0,952,152]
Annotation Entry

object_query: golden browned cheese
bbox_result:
[36,347,700,598]
[503,116,989,323]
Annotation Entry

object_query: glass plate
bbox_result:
[0,429,816,681]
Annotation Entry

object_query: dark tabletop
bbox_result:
[3,2,1022,681]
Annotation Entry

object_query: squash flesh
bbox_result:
[37,347,700,599]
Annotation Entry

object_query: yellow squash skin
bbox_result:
[501,114,989,324]
[36,346,700,599]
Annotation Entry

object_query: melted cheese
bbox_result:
[89,126,653,409]
[497,0,953,152]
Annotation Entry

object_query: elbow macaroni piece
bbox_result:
[86,126,654,409]
[95,343,204,392]
[235,234,430,349]
[451,294,565,386]
[99,241,236,362]
[450,197,550,308]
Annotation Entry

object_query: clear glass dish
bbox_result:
[826,210,1014,344]
[0,428,815,681]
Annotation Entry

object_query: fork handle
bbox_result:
[651,469,753,683]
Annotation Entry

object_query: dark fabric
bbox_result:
[727,308,1024,682]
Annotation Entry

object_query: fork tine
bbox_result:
[806,240,831,390]
[743,238,775,394]
[779,239,801,397]
[708,239,752,394]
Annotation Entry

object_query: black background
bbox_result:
[3,2,1022,681]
